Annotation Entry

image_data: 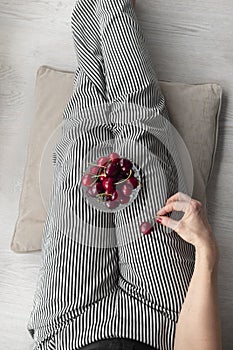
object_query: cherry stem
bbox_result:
[92,174,105,178]
[90,178,98,186]
[115,168,133,185]
[150,215,162,225]
[87,162,106,168]
[96,193,112,197]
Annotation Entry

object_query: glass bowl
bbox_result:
[81,154,143,213]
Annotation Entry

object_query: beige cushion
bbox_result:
[10,65,222,253]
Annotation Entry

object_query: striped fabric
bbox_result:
[27,1,195,349]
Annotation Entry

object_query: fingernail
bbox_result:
[156,217,162,223]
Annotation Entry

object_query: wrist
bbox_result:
[195,239,219,270]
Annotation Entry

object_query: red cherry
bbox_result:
[115,174,125,182]
[111,190,118,201]
[82,174,94,187]
[108,152,120,162]
[119,169,134,179]
[119,158,133,172]
[105,200,120,209]
[112,158,121,164]
[105,187,115,195]
[89,166,100,175]
[99,171,106,182]
[106,162,120,177]
[119,195,130,204]
[102,177,115,191]
[97,156,109,167]
[121,184,133,197]
[91,182,104,196]
[140,222,153,235]
[87,186,95,197]
[119,171,127,179]
[126,177,138,189]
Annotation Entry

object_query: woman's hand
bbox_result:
[162,193,222,350]
[156,192,218,259]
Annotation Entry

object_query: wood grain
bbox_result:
[0,1,232,349]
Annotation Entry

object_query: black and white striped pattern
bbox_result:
[27,1,195,349]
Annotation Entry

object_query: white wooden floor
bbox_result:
[0,1,233,349]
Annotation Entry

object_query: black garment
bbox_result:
[81,338,157,349]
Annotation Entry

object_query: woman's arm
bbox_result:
[156,192,222,350]
[174,242,222,350]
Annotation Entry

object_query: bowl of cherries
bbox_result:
[81,152,142,212]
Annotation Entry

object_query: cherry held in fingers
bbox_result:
[140,222,153,235]
[140,216,163,235]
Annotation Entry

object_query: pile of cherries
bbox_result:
[82,152,162,235]
[81,152,141,210]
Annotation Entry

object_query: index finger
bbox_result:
[156,199,189,216]
[165,192,191,205]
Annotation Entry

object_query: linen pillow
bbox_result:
[10,65,222,253]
